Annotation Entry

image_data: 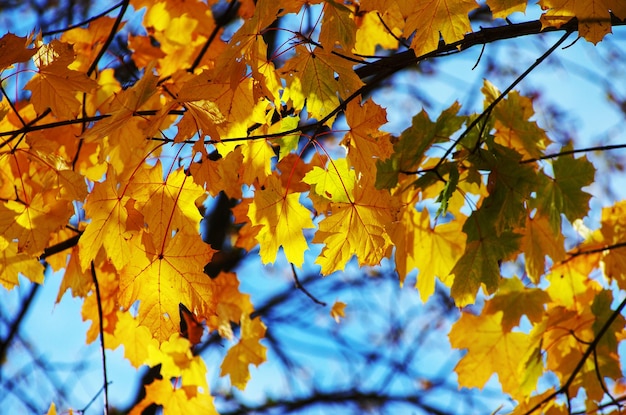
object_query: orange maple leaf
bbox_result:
[0,33,38,71]
[25,41,98,118]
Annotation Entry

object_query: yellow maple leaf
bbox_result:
[247,174,314,266]
[487,0,528,19]
[78,168,137,271]
[189,147,244,199]
[483,278,550,332]
[147,333,209,390]
[389,206,465,301]
[0,237,44,289]
[220,314,267,389]
[280,45,363,123]
[353,7,402,55]
[107,311,159,368]
[0,191,72,256]
[596,201,626,289]
[314,179,398,274]
[129,378,217,415]
[127,162,206,245]
[303,158,356,203]
[539,0,626,44]
[84,63,159,142]
[546,255,601,309]
[119,231,215,342]
[450,311,533,399]
[405,0,478,57]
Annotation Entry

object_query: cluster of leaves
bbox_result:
[1,0,626,413]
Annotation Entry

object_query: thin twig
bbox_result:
[188,0,240,73]
[86,0,129,77]
[521,143,626,163]
[90,261,109,415]
[42,2,124,37]
[291,263,326,306]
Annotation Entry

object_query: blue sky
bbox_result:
[2,2,626,415]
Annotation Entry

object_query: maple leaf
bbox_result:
[119,231,215,342]
[303,158,356,203]
[449,311,534,399]
[84,63,159,141]
[389,204,465,301]
[147,334,210,389]
[597,201,626,289]
[546,255,601,309]
[0,33,38,71]
[342,98,394,173]
[78,168,137,271]
[0,238,44,289]
[247,174,315,266]
[330,301,347,323]
[354,7,402,55]
[107,311,159,368]
[280,45,363,123]
[376,102,464,189]
[177,70,268,141]
[129,379,217,415]
[127,162,206,245]
[0,191,72,256]
[484,278,550,332]
[25,41,98,118]
[319,1,357,51]
[479,143,540,235]
[520,213,566,283]
[221,314,267,389]
[190,147,244,199]
[404,0,478,57]
[534,148,594,231]
[204,272,255,340]
[483,81,551,160]
[486,0,528,18]
[314,178,398,274]
[539,0,626,43]
[450,209,521,306]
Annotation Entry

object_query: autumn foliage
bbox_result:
[2,0,626,414]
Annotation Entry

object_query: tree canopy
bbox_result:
[1,0,626,414]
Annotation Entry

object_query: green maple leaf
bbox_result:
[375,102,464,189]
[450,209,521,306]
[534,146,594,231]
